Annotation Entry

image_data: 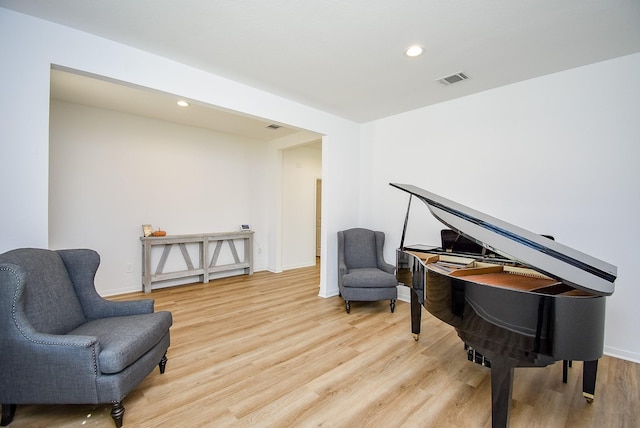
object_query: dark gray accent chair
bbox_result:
[337,228,398,313]
[0,248,172,427]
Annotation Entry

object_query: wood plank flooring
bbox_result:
[8,262,640,427]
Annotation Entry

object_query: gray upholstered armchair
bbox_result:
[337,228,398,313]
[0,248,172,427]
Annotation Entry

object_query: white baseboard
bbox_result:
[397,285,411,302]
[604,346,640,364]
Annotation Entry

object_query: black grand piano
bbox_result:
[391,183,617,428]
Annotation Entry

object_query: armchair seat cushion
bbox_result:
[342,268,397,289]
[68,311,173,374]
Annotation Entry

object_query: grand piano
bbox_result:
[391,183,617,428]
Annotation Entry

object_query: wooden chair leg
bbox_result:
[159,353,168,374]
[1,404,16,426]
[111,401,125,428]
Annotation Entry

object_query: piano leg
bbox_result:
[582,359,598,403]
[490,357,515,428]
[410,287,422,341]
[562,360,573,383]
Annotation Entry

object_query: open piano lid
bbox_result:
[391,183,616,296]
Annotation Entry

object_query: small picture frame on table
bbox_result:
[142,224,153,237]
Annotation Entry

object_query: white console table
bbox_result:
[140,231,253,293]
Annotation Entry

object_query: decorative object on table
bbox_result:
[142,224,153,237]
[241,224,251,230]
[152,228,167,237]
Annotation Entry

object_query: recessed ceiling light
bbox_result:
[177,100,189,107]
[405,45,424,57]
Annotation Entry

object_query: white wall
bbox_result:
[265,131,323,273]
[281,145,322,270]
[361,53,640,362]
[49,100,273,295]
[0,8,361,298]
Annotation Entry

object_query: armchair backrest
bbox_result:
[339,228,385,269]
[0,248,87,335]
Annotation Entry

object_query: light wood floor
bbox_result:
[9,262,639,427]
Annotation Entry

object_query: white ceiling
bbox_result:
[3,0,640,125]
[49,68,305,141]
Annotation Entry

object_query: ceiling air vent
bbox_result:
[436,72,469,86]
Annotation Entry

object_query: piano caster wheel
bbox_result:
[412,333,420,341]
[584,393,594,403]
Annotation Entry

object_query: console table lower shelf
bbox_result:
[140,231,253,293]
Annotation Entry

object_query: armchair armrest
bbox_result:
[338,261,348,286]
[338,262,348,275]
[2,311,103,403]
[378,260,396,275]
[58,249,154,320]
[374,231,396,275]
